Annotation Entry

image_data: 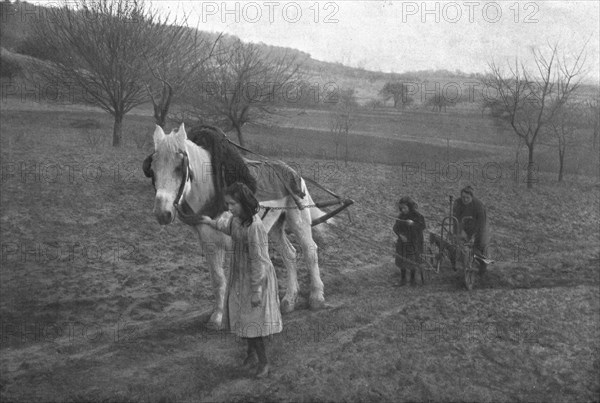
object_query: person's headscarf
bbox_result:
[461,185,474,197]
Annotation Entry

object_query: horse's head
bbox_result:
[151,123,193,225]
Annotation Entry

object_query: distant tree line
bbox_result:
[6,0,308,147]
[3,0,597,188]
[369,43,596,187]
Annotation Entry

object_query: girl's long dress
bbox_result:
[217,214,283,338]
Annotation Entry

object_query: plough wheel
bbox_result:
[462,244,476,291]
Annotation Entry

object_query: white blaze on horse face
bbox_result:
[152,131,185,225]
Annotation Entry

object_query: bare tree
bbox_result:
[585,96,600,150]
[329,88,357,166]
[547,102,584,182]
[185,38,305,148]
[145,29,223,129]
[380,81,414,109]
[424,93,454,112]
[27,0,201,146]
[482,43,587,188]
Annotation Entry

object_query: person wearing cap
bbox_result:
[452,185,490,273]
[393,196,426,285]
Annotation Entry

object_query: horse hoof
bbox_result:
[207,312,224,330]
[309,297,326,311]
[206,321,224,331]
[280,298,295,314]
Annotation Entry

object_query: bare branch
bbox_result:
[183,38,305,147]
[482,41,589,187]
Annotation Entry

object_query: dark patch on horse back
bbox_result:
[187,125,257,193]
[186,125,257,217]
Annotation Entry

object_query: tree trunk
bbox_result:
[514,144,521,184]
[112,113,123,147]
[155,110,167,129]
[526,143,535,189]
[344,127,349,167]
[558,147,565,182]
[234,122,245,149]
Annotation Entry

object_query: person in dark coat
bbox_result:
[393,196,426,286]
[452,185,490,274]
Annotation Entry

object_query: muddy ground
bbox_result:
[1,106,599,402]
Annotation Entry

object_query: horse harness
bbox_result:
[174,150,193,209]
[148,150,193,209]
[146,129,354,226]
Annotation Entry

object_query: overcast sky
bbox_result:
[32,0,599,82]
[148,0,598,83]
[152,0,600,81]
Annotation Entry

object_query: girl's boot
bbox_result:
[255,337,270,378]
[242,339,257,369]
[400,269,407,286]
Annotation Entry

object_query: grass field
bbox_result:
[1,99,599,402]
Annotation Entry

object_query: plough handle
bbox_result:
[314,198,349,209]
[311,199,354,226]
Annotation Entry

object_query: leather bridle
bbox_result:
[173,150,193,208]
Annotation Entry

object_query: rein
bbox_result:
[173,150,191,208]
[171,148,222,224]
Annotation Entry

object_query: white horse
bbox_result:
[147,123,327,328]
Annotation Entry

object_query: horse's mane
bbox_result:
[187,125,257,210]
[142,124,258,217]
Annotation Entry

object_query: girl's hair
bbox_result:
[398,196,418,212]
[225,182,259,225]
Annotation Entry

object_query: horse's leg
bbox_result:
[269,215,299,313]
[195,225,229,329]
[287,208,325,310]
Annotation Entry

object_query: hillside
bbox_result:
[0,0,518,107]
[2,1,598,108]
